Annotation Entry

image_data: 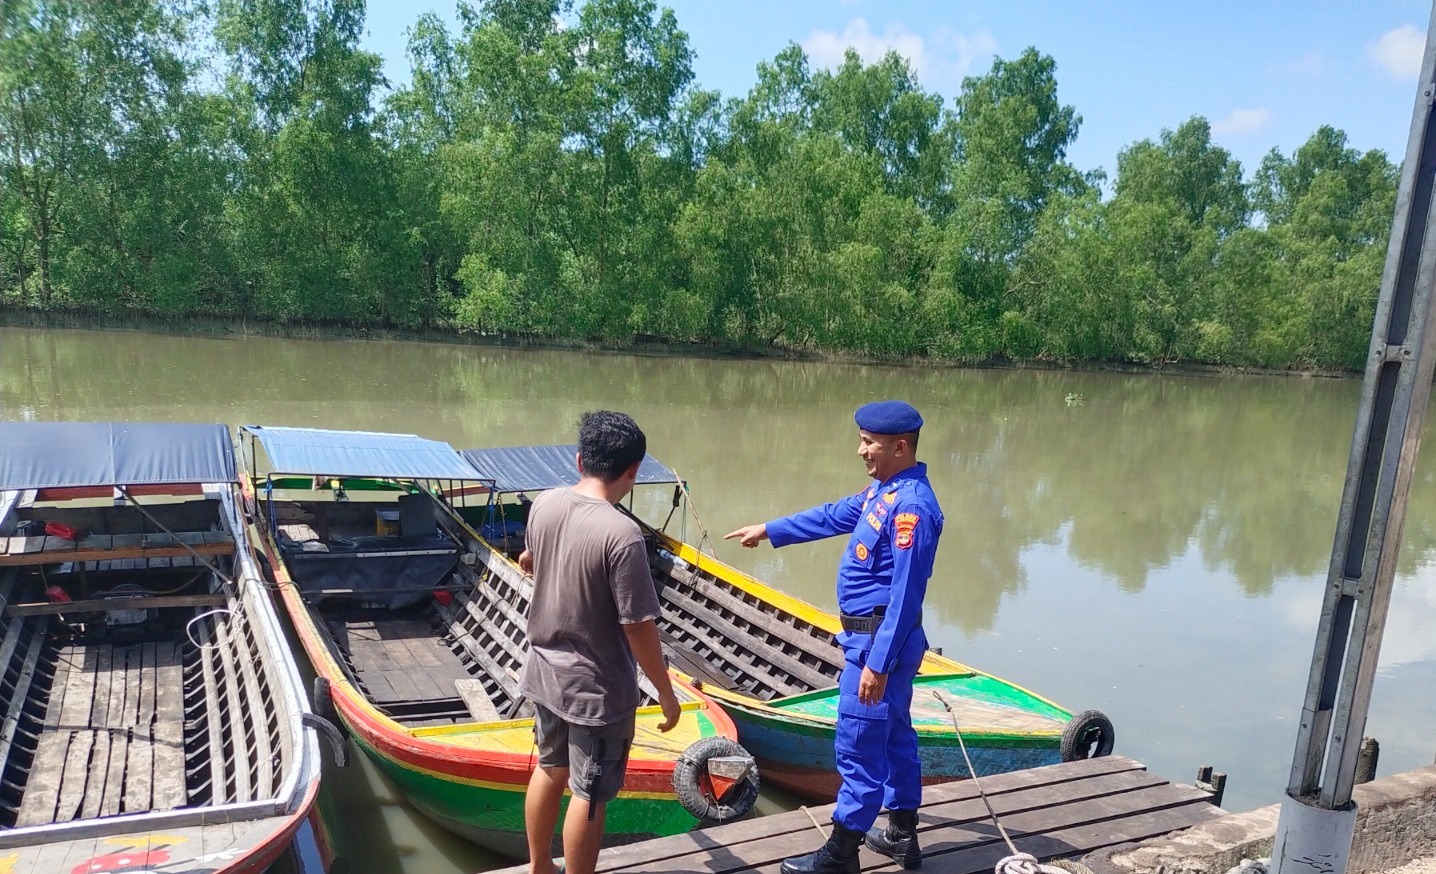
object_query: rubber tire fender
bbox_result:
[1060,709,1115,761]
[672,736,760,823]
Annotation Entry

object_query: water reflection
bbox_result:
[5,327,1436,823]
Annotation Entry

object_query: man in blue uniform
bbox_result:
[725,400,943,873]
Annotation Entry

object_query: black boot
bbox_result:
[779,822,863,874]
[865,809,922,869]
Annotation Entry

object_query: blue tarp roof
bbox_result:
[0,421,237,490]
[459,445,680,493]
[242,426,484,481]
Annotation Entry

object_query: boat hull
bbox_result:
[717,698,1063,800]
[354,733,694,859]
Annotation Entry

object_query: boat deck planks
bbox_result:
[16,642,187,826]
[0,532,234,567]
[489,756,1221,874]
[330,617,477,708]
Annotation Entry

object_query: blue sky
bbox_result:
[361,1,1432,180]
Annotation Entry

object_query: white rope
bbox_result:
[185,608,232,651]
[932,691,1095,874]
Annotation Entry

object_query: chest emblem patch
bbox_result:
[883,492,897,504]
[894,512,920,549]
[855,542,869,561]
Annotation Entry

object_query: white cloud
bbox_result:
[1211,107,1273,136]
[1282,51,1329,77]
[801,19,998,94]
[1368,24,1425,81]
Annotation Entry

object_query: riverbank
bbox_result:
[0,309,1356,380]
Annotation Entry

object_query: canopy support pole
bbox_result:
[1274,8,1436,873]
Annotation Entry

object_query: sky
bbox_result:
[360,0,1433,181]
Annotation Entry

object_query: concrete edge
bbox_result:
[1081,765,1436,874]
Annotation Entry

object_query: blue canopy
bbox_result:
[242,426,484,481]
[0,421,237,490]
[459,445,680,494]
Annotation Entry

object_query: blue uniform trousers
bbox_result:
[832,629,927,832]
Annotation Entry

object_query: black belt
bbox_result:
[840,609,885,634]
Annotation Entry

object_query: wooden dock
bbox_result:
[493,756,1222,873]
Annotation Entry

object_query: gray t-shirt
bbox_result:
[519,487,661,726]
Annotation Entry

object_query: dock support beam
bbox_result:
[1274,6,1436,874]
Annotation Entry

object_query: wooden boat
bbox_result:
[238,426,758,861]
[0,421,322,874]
[458,445,1115,802]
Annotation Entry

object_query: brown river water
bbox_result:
[4,326,1436,873]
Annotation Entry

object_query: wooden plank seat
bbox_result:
[4,594,226,617]
[0,533,234,568]
[16,642,187,826]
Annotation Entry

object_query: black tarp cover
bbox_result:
[0,421,237,490]
[459,445,679,494]
[279,534,458,609]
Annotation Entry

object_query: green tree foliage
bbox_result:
[0,1,1402,371]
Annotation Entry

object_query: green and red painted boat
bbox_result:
[459,445,1116,802]
[238,427,758,861]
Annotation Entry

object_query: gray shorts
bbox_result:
[533,704,635,804]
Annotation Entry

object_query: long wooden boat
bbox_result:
[0,421,322,874]
[238,426,758,861]
[458,445,1115,802]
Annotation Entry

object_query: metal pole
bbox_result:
[1273,5,1436,872]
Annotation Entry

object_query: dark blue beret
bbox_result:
[854,400,923,435]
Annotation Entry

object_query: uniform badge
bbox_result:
[883,492,897,505]
[895,512,919,549]
[855,542,869,561]
[867,487,877,499]
[875,504,888,518]
[866,512,881,531]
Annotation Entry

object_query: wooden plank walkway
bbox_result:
[492,756,1222,874]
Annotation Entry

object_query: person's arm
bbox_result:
[859,506,941,704]
[728,490,868,549]
[623,620,681,731]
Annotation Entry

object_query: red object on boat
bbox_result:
[45,585,72,603]
[432,590,454,606]
[44,521,81,540]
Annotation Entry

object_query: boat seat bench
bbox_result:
[0,533,234,568]
[15,642,187,826]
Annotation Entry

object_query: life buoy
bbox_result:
[1060,709,1114,761]
[672,736,760,823]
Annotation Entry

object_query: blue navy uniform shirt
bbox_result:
[765,462,944,673]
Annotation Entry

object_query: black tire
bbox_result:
[1060,709,1114,761]
[312,676,346,735]
[673,736,760,823]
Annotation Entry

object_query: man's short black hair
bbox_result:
[577,411,647,482]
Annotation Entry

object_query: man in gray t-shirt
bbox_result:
[517,412,680,874]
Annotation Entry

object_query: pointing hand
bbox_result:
[722,524,768,548]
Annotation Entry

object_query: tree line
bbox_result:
[0,0,1401,370]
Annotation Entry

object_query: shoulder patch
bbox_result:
[894,512,920,549]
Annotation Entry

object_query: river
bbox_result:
[4,326,1436,872]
